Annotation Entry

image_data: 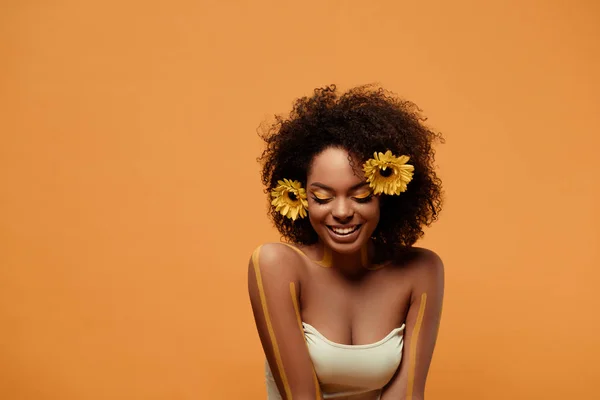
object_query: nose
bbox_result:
[331,198,354,222]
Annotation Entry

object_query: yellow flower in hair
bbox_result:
[363,150,415,195]
[271,179,308,220]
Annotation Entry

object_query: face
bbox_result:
[306,147,380,255]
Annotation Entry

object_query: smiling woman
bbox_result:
[306,148,382,256]
[248,84,445,400]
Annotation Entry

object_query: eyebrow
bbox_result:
[309,182,369,191]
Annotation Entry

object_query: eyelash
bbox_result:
[311,194,374,204]
[354,194,374,203]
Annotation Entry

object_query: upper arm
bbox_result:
[381,249,445,400]
[248,243,321,400]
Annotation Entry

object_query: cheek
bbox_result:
[361,198,380,218]
[364,205,380,223]
[308,203,328,224]
[358,202,380,230]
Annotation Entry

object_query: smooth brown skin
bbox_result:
[307,147,380,264]
[249,147,444,400]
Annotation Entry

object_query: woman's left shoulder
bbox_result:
[389,246,444,279]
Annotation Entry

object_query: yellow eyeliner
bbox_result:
[406,293,427,400]
[353,190,373,199]
[310,190,372,201]
[310,191,331,200]
[290,283,322,399]
[251,246,293,399]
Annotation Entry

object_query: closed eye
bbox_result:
[311,195,332,204]
[353,191,374,203]
[310,191,333,204]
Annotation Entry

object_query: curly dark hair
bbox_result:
[258,84,444,256]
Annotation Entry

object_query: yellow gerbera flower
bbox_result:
[363,150,415,195]
[270,179,308,220]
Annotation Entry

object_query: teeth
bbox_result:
[331,226,359,235]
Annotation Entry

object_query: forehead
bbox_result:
[307,147,364,186]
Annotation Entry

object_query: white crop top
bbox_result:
[265,321,405,399]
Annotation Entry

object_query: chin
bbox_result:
[327,241,363,255]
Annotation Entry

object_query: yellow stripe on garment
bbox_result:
[251,246,292,400]
[290,282,322,400]
[406,293,427,400]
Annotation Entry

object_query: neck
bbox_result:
[319,240,374,276]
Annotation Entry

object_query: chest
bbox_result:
[299,266,411,346]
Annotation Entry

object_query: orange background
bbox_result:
[1,1,599,399]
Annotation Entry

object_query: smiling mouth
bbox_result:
[327,225,362,236]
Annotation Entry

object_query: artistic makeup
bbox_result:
[310,191,333,203]
[307,148,380,255]
[309,188,373,204]
[406,293,427,399]
[251,246,292,399]
[251,245,322,399]
[290,282,322,399]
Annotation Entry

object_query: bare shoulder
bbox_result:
[408,247,444,297]
[411,247,444,274]
[388,246,444,286]
[248,242,307,281]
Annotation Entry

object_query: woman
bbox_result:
[248,84,445,400]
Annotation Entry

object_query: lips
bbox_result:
[327,225,361,235]
[325,224,363,246]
